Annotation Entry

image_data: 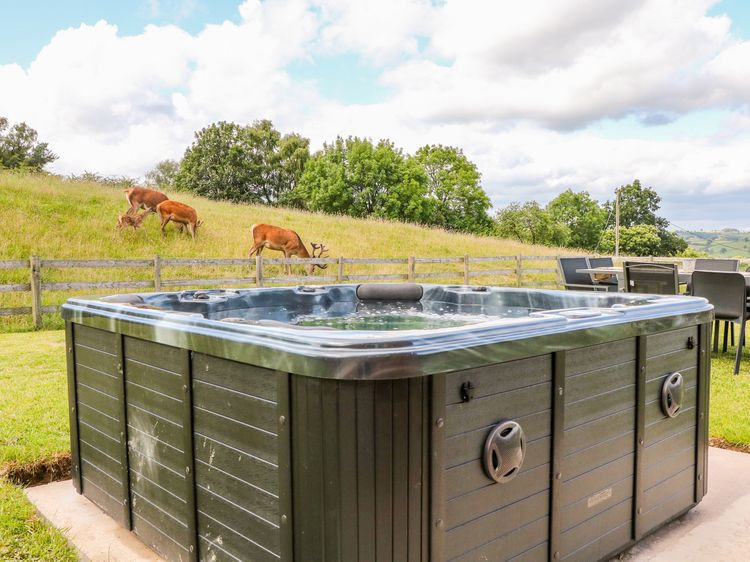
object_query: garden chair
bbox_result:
[692,271,747,374]
[558,257,607,291]
[588,256,619,292]
[623,261,679,295]
[692,259,740,345]
[694,258,739,272]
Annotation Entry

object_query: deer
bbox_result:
[248,224,329,275]
[156,200,202,241]
[114,210,148,236]
[124,187,168,214]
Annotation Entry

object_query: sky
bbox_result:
[1,0,749,230]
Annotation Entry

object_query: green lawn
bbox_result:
[0,479,77,561]
[0,326,748,560]
[0,331,69,466]
[0,331,76,561]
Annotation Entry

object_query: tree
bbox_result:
[0,117,57,171]
[291,137,430,222]
[600,225,662,256]
[605,179,688,256]
[605,180,667,230]
[245,120,309,205]
[413,145,493,234]
[494,202,570,246]
[546,189,607,249]
[145,159,179,190]
[174,120,309,204]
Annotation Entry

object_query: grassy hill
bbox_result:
[679,229,750,258]
[0,172,567,260]
[0,172,573,331]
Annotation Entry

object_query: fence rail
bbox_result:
[3,253,709,329]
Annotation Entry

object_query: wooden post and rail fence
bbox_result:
[0,254,724,329]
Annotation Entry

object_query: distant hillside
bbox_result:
[678,229,750,258]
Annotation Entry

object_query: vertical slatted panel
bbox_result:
[440,356,552,561]
[115,335,132,530]
[559,338,636,561]
[356,382,376,562]
[640,326,700,536]
[695,322,710,502]
[73,324,129,527]
[633,336,647,540]
[124,337,191,562]
[291,376,429,562]
[191,354,280,562]
[550,351,565,562]
[277,373,294,562]
[180,350,197,561]
[65,322,82,493]
[430,375,446,562]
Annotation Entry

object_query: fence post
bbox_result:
[153,255,162,291]
[408,256,416,282]
[515,255,523,288]
[256,255,264,287]
[463,255,470,284]
[337,257,344,283]
[30,255,42,329]
[555,255,562,288]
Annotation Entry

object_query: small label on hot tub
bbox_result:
[587,487,612,508]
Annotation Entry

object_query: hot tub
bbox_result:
[62,284,712,562]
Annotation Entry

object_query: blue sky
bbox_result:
[1,0,749,229]
[0,0,390,105]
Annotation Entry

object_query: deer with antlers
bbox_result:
[248,224,329,275]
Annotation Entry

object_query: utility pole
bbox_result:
[614,187,620,257]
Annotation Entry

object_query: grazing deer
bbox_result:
[114,210,148,236]
[248,223,329,275]
[156,200,202,241]
[124,187,168,214]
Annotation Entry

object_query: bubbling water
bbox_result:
[294,303,536,331]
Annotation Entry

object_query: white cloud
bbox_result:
[0,0,748,227]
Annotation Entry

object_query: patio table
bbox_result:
[576,266,750,292]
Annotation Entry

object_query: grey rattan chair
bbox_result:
[694,258,739,272]
[623,261,679,295]
[692,271,747,374]
[588,257,619,292]
[693,259,740,344]
[558,257,608,291]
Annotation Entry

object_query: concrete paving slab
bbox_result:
[25,480,162,562]
[615,446,750,561]
[24,447,750,561]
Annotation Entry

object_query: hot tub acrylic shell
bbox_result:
[61,285,713,562]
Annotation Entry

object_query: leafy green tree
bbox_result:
[174,120,309,204]
[605,180,667,230]
[145,159,179,190]
[414,145,493,234]
[546,189,607,249]
[600,225,662,256]
[494,202,570,246]
[604,179,688,256]
[292,137,430,222]
[0,117,57,171]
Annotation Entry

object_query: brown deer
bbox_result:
[156,200,202,241]
[114,210,148,236]
[124,187,168,214]
[248,224,329,275]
